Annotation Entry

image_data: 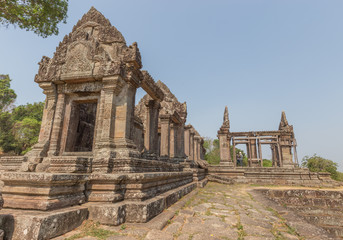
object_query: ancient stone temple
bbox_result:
[209,106,336,186]
[0,8,207,239]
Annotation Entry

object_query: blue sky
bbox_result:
[1,0,342,170]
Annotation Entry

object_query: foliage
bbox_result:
[204,138,220,165]
[12,117,41,154]
[0,111,16,152]
[302,154,342,181]
[0,75,17,112]
[203,137,248,166]
[65,220,118,240]
[0,0,68,37]
[12,102,44,122]
[263,159,273,167]
[0,74,44,155]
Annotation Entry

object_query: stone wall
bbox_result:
[257,188,343,238]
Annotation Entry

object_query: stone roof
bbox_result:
[35,7,142,83]
[156,80,187,119]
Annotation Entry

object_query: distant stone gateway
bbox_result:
[208,106,339,186]
[0,7,341,240]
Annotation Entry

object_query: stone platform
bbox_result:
[0,206,88,240]
[208,166,341,187]
[0,171,206,239]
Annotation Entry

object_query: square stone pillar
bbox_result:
[189,131,194,160]
[176,123,185,158]
[184,126,191,157]
[279,134,295,168]
[218,132,230,163]
[169,123,175,158]
[159,115,170,157]
[38,83,57,143]
[250,139,258,159]
[193,136,199,161]
[144,100,160,155]
[48,91,66,157]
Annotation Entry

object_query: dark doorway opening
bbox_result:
[65,102,97,152]
[74,102,97,152]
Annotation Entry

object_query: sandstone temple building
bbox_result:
[0,8,207,239]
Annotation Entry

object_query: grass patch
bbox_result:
[267,207,302,238]
[247,192,255,201]
[205,208,212,216]
[65,220,118,240]
[235,218,247,240]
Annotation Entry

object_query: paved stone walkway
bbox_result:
[58,182,335,240]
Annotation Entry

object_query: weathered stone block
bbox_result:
[48,156,91,173]
[126,197,165,223]
[0,206,88,240]
[87,173,126,202]
[0,172,88,210]
[88,203,126,225]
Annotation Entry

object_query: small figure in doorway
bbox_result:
[237,152,243,167]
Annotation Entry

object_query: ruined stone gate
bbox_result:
[208,106,338,186]
[0,8,207,240]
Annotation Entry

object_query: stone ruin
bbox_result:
[0,7,342,240]
[208,106,340,186]
[0,8,207,239]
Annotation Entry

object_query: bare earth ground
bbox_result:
[55,182,338,240]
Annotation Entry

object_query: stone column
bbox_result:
[93,76,123,172]
[114,83,136,143]
[144,100,160,155]
[96,77,117,146]
[112,79,141,159]
[177,123,185,158]
[169,122,175,158]
[48,91,66,156]
[159,116,170,157]
[271,144,277,167]
[189,130,194,160]
[218,132,230,163]
[193,136,199,161]
[38,82,56,143]
[280,135,294,168]
[184,126,190,157]
[250,139,258,159]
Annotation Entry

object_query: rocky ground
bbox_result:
[56,182,338,240]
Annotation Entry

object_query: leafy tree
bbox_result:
[0,75,17,112]
[12,117,41,154]
[204,137,248,166]
[0,75,44,155]
[0,0,68,37]
[0,111,16,152]
[204,138,220,165]
[12,102,44,122]
[302,154,340,181]
[262,159,273,167]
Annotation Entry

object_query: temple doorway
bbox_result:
[65,102,98,152]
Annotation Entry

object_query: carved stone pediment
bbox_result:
[34,7,142,84]
[61,42,94,80]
